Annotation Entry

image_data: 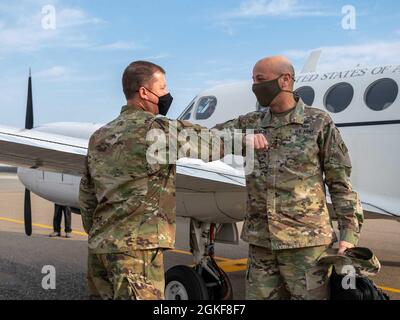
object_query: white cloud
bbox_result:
[56,8,105,28]
[30,65,107,83]
[204,79,244,87]
[93,41,141,51]
[225,0,334,18]
[0,2,111,54]
[0,26,53,51]
[217,0,334,36]
[0,0,143,56]
[142,53,170,60]
[34,66,69,79]
[0,4,138,54]
[284,49,311,60]
[284,41,400,72]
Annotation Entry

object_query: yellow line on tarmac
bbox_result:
[217,258,248,273]
[0,216,229,261]
[377,286,400,294]
[1,215,400,295]
[0,217,87,236]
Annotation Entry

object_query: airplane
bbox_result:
[0,51,399,300]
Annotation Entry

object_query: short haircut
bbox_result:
[275,61,295,77]
[122,61,166,100]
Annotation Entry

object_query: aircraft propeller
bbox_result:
[24,69,33,236]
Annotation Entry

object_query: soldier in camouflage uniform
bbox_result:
[79,61,225,300]
[214,56,364,300]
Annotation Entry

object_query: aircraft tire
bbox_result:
[165,265,209,300]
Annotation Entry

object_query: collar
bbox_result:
[120,104,147,115]
[260,98,305,128]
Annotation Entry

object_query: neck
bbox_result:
[127,99,147,112]
[270,93,297,113]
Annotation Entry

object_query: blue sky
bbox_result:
[0,0,399,127]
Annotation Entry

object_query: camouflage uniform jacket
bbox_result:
[79,105,223,254]
[214,99,364,250]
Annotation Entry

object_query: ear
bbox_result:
[137,87,148,100]
[281,74,291,89]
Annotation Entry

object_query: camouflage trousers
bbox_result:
[246,244,332,300]
[87,248,165,300]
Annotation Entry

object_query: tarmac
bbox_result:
[0,172,399,300]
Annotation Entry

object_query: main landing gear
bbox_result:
[165,219,233,300]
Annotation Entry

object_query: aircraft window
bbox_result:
[365,78,398,111]
[324,82,354,113]
[180,101,194,120]
[195,96,217,120]
[295,86,315,106]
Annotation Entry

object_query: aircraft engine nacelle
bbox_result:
[17,168,81,209]
[177,191,246,223]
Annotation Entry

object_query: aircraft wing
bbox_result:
[0,125,88,176]
[0,125,397,218]
[177,158,245,192]
[327,193,400,219]
[0,125,246,192]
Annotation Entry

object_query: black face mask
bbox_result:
[252,75,293,108]
[143,87,174,116]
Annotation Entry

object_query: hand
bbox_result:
[244,134,269,150]
[338,241,355,255]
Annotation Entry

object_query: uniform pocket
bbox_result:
[126,273,163,300]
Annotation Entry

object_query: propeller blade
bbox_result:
[23,69,34,236]
[24,189,32,236]
[25,68,34,130]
